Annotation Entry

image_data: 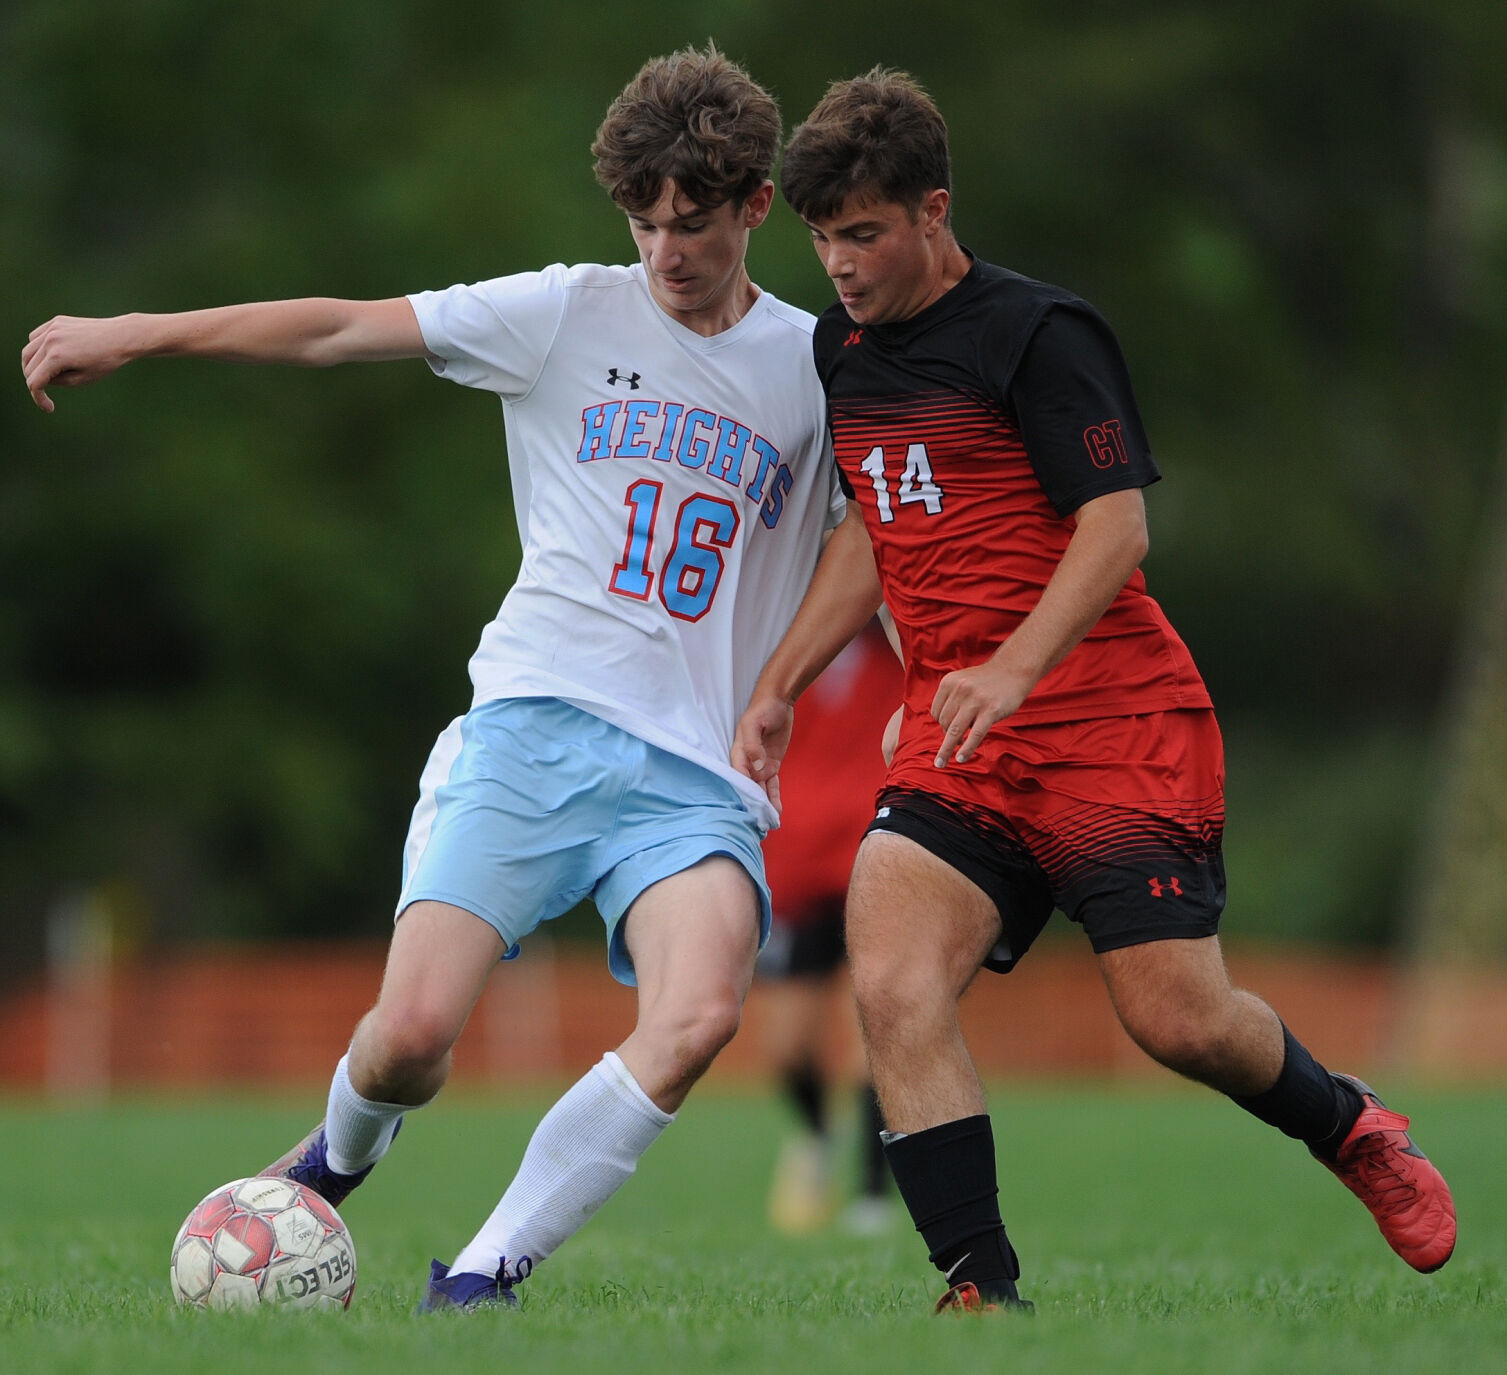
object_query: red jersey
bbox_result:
[814,257,1211,754]
[761,622,904,917]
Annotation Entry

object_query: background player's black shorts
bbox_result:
[756,896,847,979]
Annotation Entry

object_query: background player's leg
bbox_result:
[762,973,838,1233]
[763,974,833,1131]
[846,831,1026,1306]
[847,1081,895,1229]
[446,857,761,1281]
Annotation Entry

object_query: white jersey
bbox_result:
[408,262,841,830]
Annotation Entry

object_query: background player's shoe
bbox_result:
[767,1133,837,1235]
[839,1194,898,1237]
[259,1118,401,1208]
[1317,1074,1455,1273]
[933,1281,1034,1315]
[418,1258,527,1312]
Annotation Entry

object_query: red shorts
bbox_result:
[871,709,1226,972]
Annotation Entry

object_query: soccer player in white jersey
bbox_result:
[22,46,840,1310]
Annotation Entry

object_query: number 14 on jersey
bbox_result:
[859,443,943,522]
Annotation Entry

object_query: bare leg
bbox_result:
[346,899,506,1105]
[845,831,1025,1305]
[1095,936,1283,1096]
[762,974,840,1233]
[845,832,1000,1132]
[615,854,762,1110]
[263,900,504,1191]
[762,976,833,1089]
[447,855,761,1279]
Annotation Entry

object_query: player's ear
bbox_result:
[743,180,775,229]
[920,188,950,237]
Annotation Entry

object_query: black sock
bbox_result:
[784,1063,827,1136]
[1231,1025,1363,1159]
[858,1084,890,1198]
[883,1115,1023,1303]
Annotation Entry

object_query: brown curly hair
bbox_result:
[592,44,782,214]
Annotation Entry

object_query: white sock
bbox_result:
[450,1051,673,1278]
[324,1054,407,1175]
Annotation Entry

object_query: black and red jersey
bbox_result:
[814,254,1211,729]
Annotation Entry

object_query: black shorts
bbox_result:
[866,786,1226,975]
[757,896,848,979]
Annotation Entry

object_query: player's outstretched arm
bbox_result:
[23,297,426,412]
[732,503,884,788]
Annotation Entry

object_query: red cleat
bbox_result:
[1319,1075,1456,1273]
[934,1281,1033,1314]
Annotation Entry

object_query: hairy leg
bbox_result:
[1096,936,1284,1095]
[847,834,1026,1304]
[845,831,1000,1133]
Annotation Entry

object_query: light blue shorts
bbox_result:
[397,697,770,986]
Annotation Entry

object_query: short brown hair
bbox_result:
[592,45,781,214]
[781,68,951,222]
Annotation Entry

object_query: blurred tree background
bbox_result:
[3,0,1504,979]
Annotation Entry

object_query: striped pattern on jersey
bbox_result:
[816,257,1213,729]
[830,385,1178,727]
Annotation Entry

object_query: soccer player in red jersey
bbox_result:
[733,68,1456,1312]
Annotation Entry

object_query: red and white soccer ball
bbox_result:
[170,1176,357,1310]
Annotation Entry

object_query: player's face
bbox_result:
[805,189,953,325]
[628,180,774,335]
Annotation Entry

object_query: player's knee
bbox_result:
[851,953,946,1047]
[1120,1006,1230,1081]
[364,1000,461,1078]
[645,988,743,1077]
[682,991,744,1067]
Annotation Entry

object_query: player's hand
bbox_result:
[881,704,903,766]
[22,315,136,412]
[930,659,1033,767]
[731,691,794,806]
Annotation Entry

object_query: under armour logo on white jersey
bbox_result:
[607,368,641,389]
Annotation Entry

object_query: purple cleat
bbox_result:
[258,1117,401,1208]
[418,1257,531,1312]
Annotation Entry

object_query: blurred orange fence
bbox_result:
[3,937,1504,1095]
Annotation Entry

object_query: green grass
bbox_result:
[6,1083,1506,1373]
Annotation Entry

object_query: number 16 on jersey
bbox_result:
[610,478,740,622]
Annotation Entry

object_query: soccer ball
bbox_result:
[170,1176,357,1310]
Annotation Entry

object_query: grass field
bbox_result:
[6,1082,1505,1374]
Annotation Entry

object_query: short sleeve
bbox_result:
[1009,305,1160,517]
[407,264,570,400]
